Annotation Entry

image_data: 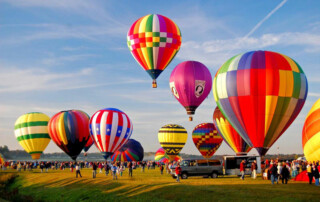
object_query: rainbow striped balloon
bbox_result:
[48,110,91,160]
[213,50,308,156]
[111,139,144,162]
[14,112,51,160]
[302,99,320,162]
[154,147,182,163]
[192,123,223,158]
[89,108,133,160]
[127,14,182,87]
[213,107,251,155]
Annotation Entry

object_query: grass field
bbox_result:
[1,168,319,201]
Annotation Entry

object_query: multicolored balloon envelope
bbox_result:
[48,110,91,160]
[213,107,251,155]
[127,14,182,88]
[0,153,5,164]
[111,139,144,162]
[83,137,94,153]
[89,108,133,160]
[154,147,182,163]
[302,99,320,162]
[158,124,188,161]
[170,61,212,121]
[14,112,51,160]
[213,50,308,156]
[192,123,223,158]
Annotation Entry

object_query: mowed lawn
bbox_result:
[1,168,319,201]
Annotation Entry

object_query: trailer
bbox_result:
[223,155,261,176]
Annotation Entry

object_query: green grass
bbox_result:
[1,168,319,201]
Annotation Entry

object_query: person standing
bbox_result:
[277,162,282,182]
[128,162,133,177]
[104,162,110,176]
[251,160,257,179]
[112,164,118,180]
[160,164,164,175]
[240,160,245,180]
[281,163,289,184]
[313,164,319,186]
[76,164,82,178]
[92,162,97,178]
[175,164,182,182]
[307,162,313,184]
[270,163,278,185]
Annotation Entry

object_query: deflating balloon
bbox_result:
[213,107,251,155]
[192,123,223,158]
[48,110,91,161]
[213,50,308,156]
[89,108,133,160]
[158,124,188,161]
[14,112,51,160]
[127,14,182,88]
[111,139,144,162]
[154,147,182,163]
[170,61,212,121]
[302,99,320,162]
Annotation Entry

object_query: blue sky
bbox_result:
[1,0,320,156]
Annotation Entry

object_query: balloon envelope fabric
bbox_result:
[213,50,308,156]
[14,112,51,160]
[155,147,182,163]
[302,99,320,162]
[48,110,91,160]
[158,124,188,161]
[192,123,223,158]
[111,139,144,162]
[213,107,251,155]
[169,61,212,120]
[83,137,94,153]
[89,108,133,160]
[127,14,182,87]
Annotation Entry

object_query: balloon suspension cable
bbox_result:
[152,79,157,88]
[189,116,193,121]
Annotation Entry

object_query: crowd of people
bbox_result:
[1,158,319,186]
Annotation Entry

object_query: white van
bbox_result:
[223,155,261,176]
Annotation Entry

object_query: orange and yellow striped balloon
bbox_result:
[302,99,320,162]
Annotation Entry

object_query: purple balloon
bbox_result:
[169,61,212,121]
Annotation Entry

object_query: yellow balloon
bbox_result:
[158,124,188,161]
[14,112,51,160]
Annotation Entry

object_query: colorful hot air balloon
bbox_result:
[213,107,252,155]
[302,99,320,162]
[89,108,133,160]
[14,112,51,160]
[0,153,5,165]
[111,139,144,162]
[213,50,308,156]
[154,147,182,163]
[83,137,94,153]
[158,124,188,161]
[48,110,91,161]
[192,123,223,158]
[170,61,212,121]
[127,14,182,88]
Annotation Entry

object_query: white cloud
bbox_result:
[178,32,320,67]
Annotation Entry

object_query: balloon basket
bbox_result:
[189,116,193,121]
[152,80,157,88]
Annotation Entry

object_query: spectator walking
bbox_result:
[313,164,319,186]
[128,162,133,177]
[92,162,97,178]
[251,160,257,179]
[160,164,164,175]
[281,163,289,184]
[175,164,182,182]
[240,160,245,180]
[307,162,313,184]
[270,163,278,185]
[112,164,118,180]
[76,164,82,178]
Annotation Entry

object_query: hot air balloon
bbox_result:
[0,153,5,165]
[158,124,188,161]
[192,123,223,158]
[127,14,182,88]
[83,137,94,153]
[302,99,320,162]
[213,107,252,155]
[48,110,91,161]
[154,147,182,163]
[111,139,144,162]
[170,61,212,121]
[89,108,133,160]
[14,112,51,160]
[213,50,308,156]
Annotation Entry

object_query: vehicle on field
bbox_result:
[171,159,223,179]
[223,155,261,176]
